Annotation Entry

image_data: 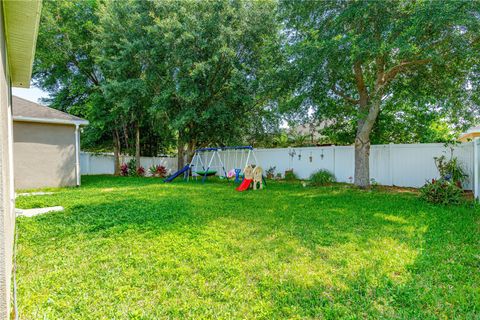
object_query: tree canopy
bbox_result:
[33,0,479,183]
[279,0,480,186]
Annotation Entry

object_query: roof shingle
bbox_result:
[12,96,88,124]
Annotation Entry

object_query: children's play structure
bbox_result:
[236,165,263,191]
[164,146,264,191]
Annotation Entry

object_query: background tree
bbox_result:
[280,0,480,187]
[34,0,176,173]
[146,0,280,168]
[95,0,153,169]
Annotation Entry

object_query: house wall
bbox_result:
[459,132,480,143]
[0,7,15,318]
[13,122,76,189]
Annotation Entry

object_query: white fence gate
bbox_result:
[80,152,178,176]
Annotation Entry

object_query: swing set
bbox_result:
[189,146,258,183]
[164,146,259,183]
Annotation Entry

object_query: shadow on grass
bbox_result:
[16,176,479,319]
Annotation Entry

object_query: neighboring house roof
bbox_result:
[292,120,333,140]
[3,1,42,88]
[465,125,480,134]
[458,125,480,142]
[12,96,89,126]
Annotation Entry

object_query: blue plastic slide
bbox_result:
[164,164,190,183]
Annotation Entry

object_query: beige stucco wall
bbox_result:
[0,7,15,318]
[13,121,77,190]
[459,132,480,143]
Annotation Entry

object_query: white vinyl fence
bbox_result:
[218,142,476,191]
[80,152,177,176]
[80,141,479,196]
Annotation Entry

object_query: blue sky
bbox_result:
[12,86,49,104]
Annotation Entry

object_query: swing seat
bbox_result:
[195,170,217,176]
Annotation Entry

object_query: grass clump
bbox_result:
[309,169,336,186]
[284,170,298,181]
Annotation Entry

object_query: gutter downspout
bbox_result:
[75,124,80,186]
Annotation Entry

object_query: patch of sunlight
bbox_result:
[374,237,418,281]
[292,189,348,199]
[374,213,409,224]
[197,215,422,295]
[98,186,155,193]
[272,237,419,294]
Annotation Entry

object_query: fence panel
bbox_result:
[389,143,473,189]
[333,146,354,183]
[80,152,178,176]
[81,142,475,190]
[258,143,474,190]
[369,145,390,185]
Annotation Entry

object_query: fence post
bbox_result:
[474,138,479,201]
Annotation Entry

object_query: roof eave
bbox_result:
[13,116,89,126]
[3,0,43,88]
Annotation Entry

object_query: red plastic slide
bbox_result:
[236,179,252,192]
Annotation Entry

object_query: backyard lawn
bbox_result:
[15,176,479,319]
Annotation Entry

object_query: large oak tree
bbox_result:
[280,0,479,187]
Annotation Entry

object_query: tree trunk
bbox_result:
[123,124,129,150]
[354,136,370,188]
[186,139,196,165]
[354,99,381,188]
[135,123,141,170]
[113,129,121,176]
[177,138,185,170]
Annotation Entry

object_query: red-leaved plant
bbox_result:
[137,166,145,176]
[120,163,129,176]
[149,165,167,178]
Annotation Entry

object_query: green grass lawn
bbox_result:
[15,176,479,319]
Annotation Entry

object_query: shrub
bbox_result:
[137,166,145,177]
[149,165,167,178]
[434,154,468,187]
[120,163,129,176]
[266,166,276,179]
[127,159,137,176]
[309,169,336,186]
[284,170,298,181]
[420,178,464,205]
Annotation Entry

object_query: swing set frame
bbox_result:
[188,146,258,183]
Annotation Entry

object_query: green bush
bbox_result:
[434,155,468,187]
[127,159,138,176]
[284,170,298,181]
[420,179,464,205]
[309,169,336,186]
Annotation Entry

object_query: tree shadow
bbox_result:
[16,178,479,318]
